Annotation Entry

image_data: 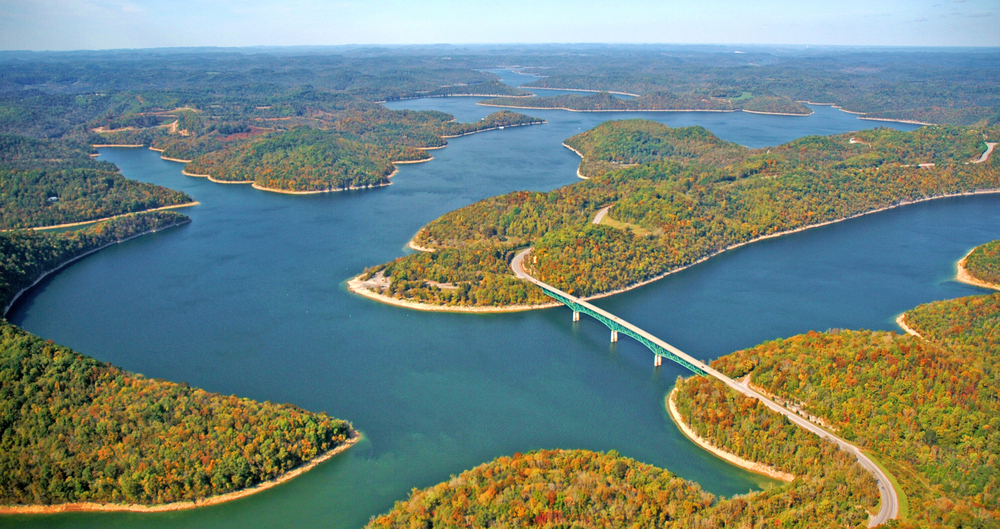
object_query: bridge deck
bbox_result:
[510,248,897,527]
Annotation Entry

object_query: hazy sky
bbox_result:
[1,0,998,51]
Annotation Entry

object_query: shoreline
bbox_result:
[440,120,545,139]
[150,147,193,163]
[352,188,1000,314]
[524,86,640,97]
[377,92,535,104]
[561,143,588,179]
[666,389,795,482]
[3,219,190,317]
[955,247,1000,291]
[477,101,812,117]
[347,275,559,313]
[91,144,144,148]
[859,116,934,126]
[18,202,199,232]
[179,160,434,195]
[0,431,361,515]
[895,314,923,340]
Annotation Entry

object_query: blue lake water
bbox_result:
[5,72,998,528]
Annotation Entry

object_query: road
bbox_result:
[511,247,899,527]
[592,205,611,224]
[973,142,998,164]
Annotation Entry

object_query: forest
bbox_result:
[0,321,354,505]
[0,212,188,312]
[358,120,1000,306]
[367,445,876,527]
[675,292,1000,528]
[180,111,542,192]
[0,212,356,506]
[480,90,810,115]
[368,289,999,528]
[0,134,193,229]
[964,239,1000,286]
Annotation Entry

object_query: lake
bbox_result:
[6,72,997,528]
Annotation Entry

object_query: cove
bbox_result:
[6,77,999,528]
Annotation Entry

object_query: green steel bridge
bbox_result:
[509,247,899,526]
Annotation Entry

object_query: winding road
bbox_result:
[511,248,899,527]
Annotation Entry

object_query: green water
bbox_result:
[5,75,998,528]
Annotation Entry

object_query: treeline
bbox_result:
[513,48,1000,125]
[368,446,876,528]
[176,110,540,192]
[480,90,810,115]
[963,239,1000,286]
[0,321,354,505]
[0,212,356,506]
[368,295,999,527]
[422,80,532,98]
[363,245,550,307]
[441,110,544,137]
[0,134,193,229]
[687,293,1000,527]
[185,127,414,192]
[358,120,1000,307]
[0,212,189,311]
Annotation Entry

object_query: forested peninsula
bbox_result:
[959,239,1000,290]
[368,288,999,528]
[480,91,811,115]
[0,134,194,230]
[353,120,1000,310]
[0,213,358,512]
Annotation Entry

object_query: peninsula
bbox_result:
[352,120,1000,310]
[0,213,358,512]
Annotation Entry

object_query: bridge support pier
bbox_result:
[654,355,663,367]
[573,311,580,322]
[611,330,618,343]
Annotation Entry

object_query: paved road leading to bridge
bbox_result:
[511,247,898,527]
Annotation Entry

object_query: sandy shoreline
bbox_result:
[955,247,1000,291]
[0,431,361,515]
[347,275,559,313]
[440,120,545,139]
[406,231,436,253]
[895,314,923,339]
[351,188,1000,314]
[478,101,813,117]
[20,202,199,232]
[150,147,193,163]
[3,219,190,317]
[561,143,588,179]
[377,92,535,104]
[526,86,640,97]
[180,159,433,194]
[859,116,934,126]
[666,389,795,482]
[91,144,144,148]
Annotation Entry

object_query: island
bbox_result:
[352,120,999,310]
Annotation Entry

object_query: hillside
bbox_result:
[0,321,355,507]
[676,293,1000,527]
[960,239,1000,288]
[0,214,357,508]
[367,448,875,528]
[355,121,999,308]
[0,134,193,229]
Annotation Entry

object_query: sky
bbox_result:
[1,0,998,51]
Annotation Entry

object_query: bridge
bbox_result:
[510,247,898,527]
